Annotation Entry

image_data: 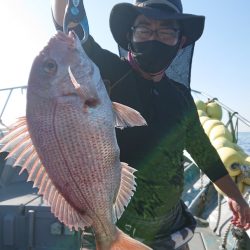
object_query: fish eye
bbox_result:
[43,59,57,75]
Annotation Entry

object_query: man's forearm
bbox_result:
[214,174,247,205]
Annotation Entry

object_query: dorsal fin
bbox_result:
[0,117,92,230]
[113,162,137,222]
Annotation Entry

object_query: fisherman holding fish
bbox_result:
[49,0,250,249]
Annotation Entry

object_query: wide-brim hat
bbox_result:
[109,0,205,50]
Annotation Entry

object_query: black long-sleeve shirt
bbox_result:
[83,36,228,236]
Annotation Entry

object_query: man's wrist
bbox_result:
[229,196,248,207]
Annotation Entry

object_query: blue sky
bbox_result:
[0,0,250,131]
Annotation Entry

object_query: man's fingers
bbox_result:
[238,209,245,225]
[244,223,250,230]
[228,199,236,212]
[228,198,250,229]
[228,199,240,219]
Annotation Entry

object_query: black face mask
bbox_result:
[130,40,180,74]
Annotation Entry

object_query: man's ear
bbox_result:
[179,36,187,49]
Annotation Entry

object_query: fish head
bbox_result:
[27,31,100,104]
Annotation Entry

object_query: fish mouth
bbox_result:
[49,30,80,51]
[68,30,77,40]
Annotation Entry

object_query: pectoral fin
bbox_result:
[112,102,147,129]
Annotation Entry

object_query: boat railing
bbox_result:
[0,85,27,132]
[192,89,250,142]
[0,86,249,138]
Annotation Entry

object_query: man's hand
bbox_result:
[228,198,250,230]
[214,175,250,230]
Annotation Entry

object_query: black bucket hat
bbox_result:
[109,0,205,50]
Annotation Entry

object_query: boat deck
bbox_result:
[183,151,250,250]
[189,226,221,250]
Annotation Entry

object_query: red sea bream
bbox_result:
[0,31,151,250]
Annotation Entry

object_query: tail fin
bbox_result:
[110,228,152,250]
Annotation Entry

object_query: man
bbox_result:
[51,1,250,249]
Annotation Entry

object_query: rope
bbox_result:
[213,193,223,233]
[220,223,232,250]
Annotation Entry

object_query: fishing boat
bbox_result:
[0,85,249,250]
[182,90,250,250]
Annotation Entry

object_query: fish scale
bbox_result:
[51,104,118,207]
[28,90,120,229]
